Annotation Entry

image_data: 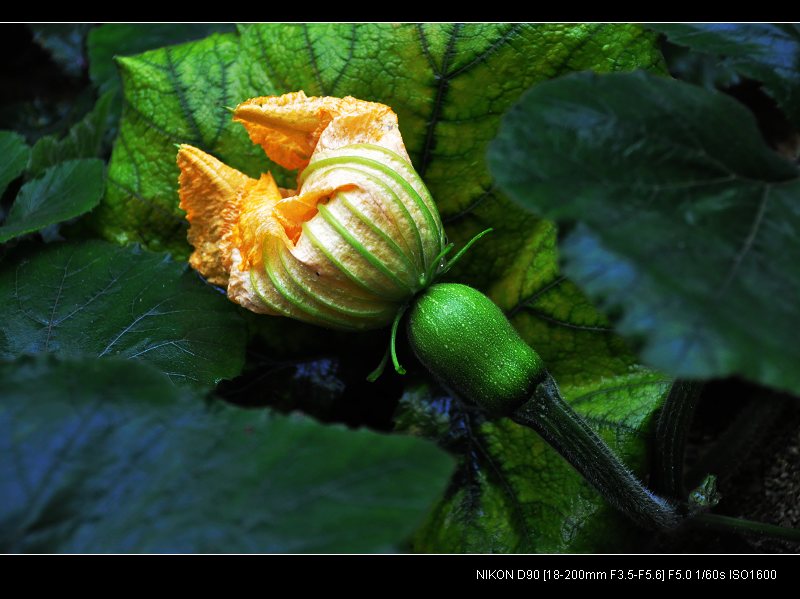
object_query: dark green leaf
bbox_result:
[27,91,114,179]
[0,354,454,553]
[659,41,741,91]
[650,24,800,127]
[0,92,97,148]
[0,131,29,198]
[29,24,92,78]
[0,240,247,388]
[0,159,104,244]
[489,70,800,396]
[87,23,236,95]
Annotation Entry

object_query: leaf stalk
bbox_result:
[512,373,682,530]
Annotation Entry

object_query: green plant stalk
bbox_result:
[653,380,704,498]
[512,374,681,530]
[407,283,682,530]
[693,513,800,544]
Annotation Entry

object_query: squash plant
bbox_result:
[0,23,798,553]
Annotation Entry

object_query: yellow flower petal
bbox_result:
[177,144,251,286]
[230,171,285,272]
[233,90,409,170]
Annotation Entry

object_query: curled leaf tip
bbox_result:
[177,92,445,331]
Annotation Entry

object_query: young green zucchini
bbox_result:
[407,283,681,531]
[406,283,545,416]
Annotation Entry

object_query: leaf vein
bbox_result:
[303,24,326,95]
[165,47,207,150]
[43,252,74,352]
[447,24,523,79]
[418,24,462,176]
[330,24,357,95]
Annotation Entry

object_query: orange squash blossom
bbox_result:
[176,91,446,331]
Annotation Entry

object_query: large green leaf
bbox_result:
[0,240,246,387]
[0,354,454,553]
[27,91,114,179]
[86,25,239,160]
[0,131,29,198]
[87,23,236,95]
[650,24,800,128]
[92,31,273,254]
[489,71,800,396]
[0,159,104,244]
[94,23,663,256]
[398,370,670,553]
[94,24,668,551]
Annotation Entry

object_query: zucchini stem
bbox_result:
[692,513,800,545]
[511,373,682,530]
